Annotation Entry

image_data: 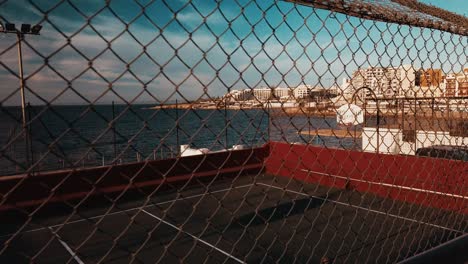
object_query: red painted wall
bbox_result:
[265,142,467,214]
[0,146,269,210]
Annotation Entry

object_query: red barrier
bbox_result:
[2,142,466,214]
[0,146,269,211]
[265,142,468,214]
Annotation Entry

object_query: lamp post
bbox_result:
[351,87,380,153]
[1,22,42,167]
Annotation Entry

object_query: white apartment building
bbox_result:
[293,85,314,98]
[224,89,253,101]
[273,87,292,99]
[253,87,273,101]
[226,85,329,102]
[444,69,468,97]
[341,65,416,99]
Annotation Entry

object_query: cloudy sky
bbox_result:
[0,0,466,105]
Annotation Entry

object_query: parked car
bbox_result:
[415,145,468,161]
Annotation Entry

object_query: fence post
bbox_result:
[225,96,228,149]
[176,99,180,156]
[112,101,117,163]
[267,100,271,142]
[27,102,34,168]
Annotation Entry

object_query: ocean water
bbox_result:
[0,105,361,175]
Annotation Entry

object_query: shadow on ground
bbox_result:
[233,190,342,228]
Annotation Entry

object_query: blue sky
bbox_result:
[0,0,466,105]
[419,0,467,16]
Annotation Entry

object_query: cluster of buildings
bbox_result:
[224,85,332,102]
[223,85,336,108]
[217,65,467,156]
[341,65,468,156]
[339,65,468,100]
[221,65,467,109]
[445,69,468,97]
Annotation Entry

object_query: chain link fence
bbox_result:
[0,0,467,263]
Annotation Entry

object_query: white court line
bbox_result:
[256,182,463,234]
[48,227,84,264]
[301,169,468,200]
[142,209,246,264]
[1,183,254,238]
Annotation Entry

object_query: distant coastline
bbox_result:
[147,102,467,120]
[149,102,338,117]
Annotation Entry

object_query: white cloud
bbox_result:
[1,2,463,105]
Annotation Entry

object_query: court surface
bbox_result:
[0,174,465,263]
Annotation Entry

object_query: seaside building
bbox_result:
[293,85,314,98]
[444,69,468,97]
[461,69,468,96]
[411,68,443,97]
[273,87,292,99]
[445,74,457,96]
[253,87,273,101]
[225,89,253,101]
[341,65,416,99]
[225,86,322,102]
[420,69,443,87]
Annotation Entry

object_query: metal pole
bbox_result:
[446,97,450,131]
[224,97,228,149]
[17,32,30,168]
[376,98,380,154]
[364,99,367,128]
[112,101,117,163]
[27,102,33,165]
[267,101,271,142]
[414,96,417,151]
[175,99,179,155]
[401,98,404,131]
[308,104,311,143]
[431,97,435,119]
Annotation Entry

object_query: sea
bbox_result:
[0,105,364,175]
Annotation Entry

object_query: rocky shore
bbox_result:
[149,102,466,120]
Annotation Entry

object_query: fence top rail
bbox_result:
[287,0,468,36]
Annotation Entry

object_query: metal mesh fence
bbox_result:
[0,0,466,263]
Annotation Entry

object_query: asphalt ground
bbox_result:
[0,174,466,264]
